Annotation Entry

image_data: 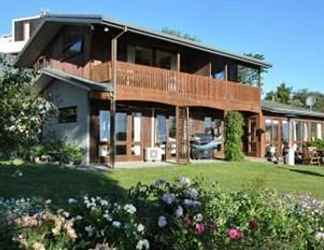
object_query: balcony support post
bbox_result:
[257,111,265,158]
[224,64,228,81]
[176,106,190,165]
[110,27,127,169]
[257,68,262,88]
[177,51,181,72]
[223,109,228,158]
[209,61,212,78]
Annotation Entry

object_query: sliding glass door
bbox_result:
[116,112,128,158]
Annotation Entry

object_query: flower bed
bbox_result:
[1,178,324,249]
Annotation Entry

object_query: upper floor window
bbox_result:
[128,45,153,66]
[63,35,84,58]
[237,65,259,86]
[127,46,177,70]
[155,50,177,70]
[58,106,77,124]
[213,70,225,80]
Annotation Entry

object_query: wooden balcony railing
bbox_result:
[89,61,261,113]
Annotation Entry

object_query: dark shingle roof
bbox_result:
[262,101,324,119]
[33,68,112,94]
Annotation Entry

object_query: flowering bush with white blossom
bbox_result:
[0,55,56,159]
[0,177,324,249]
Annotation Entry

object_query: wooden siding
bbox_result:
[90,61,261,113]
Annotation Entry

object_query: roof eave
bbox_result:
[15,15,104,67]
[262,103,324,119]
[102,18,272,68]
[15,14,272,69]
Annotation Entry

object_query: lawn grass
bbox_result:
[0,163,127,206]
[1,160,324,206]
[109,161,324,199]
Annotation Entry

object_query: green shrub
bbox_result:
[224,111,245,161]
[27,140,85,165]
[307,138,324,149]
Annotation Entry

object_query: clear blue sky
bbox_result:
[1,0,324,94]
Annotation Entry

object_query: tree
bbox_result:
[292,89,324,112]
[161,27,201,43]
[0,54,55,158]
[224,111,245,161]
[243,53,268,88]
[265,82,292,104]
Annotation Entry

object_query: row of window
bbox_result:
[61,33,259,85]
[99,111,223,144]
[265,119,323,145]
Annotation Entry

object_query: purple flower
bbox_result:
[162,193,176,205]
[158,216,167,228]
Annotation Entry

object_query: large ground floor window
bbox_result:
[264,117,324,157]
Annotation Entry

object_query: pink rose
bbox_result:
[195,223,205,235]
[228,228,243,240]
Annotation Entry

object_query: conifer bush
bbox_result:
[224,111,245,161]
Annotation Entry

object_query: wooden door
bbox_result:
[115,111,144,162]
[264,119,281,155]
[247,115,258,156]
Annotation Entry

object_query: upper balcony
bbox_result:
[37,57,261,113]
[89,61,261,113]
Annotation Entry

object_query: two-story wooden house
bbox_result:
[15,13,272,165]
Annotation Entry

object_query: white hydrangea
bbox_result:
[75,215,82,220]
[85,225,94,237]
[153,178,166,188]
[162,193,176,205]
[68,198,77,204]
[315,232,324,241]
[185,188,199,200]
[194,213,203,222]
[45,199,52,205]
[158,216,167,228]
[100,199,109,206]
[103,212,112,222]
[178,176,191,187]
[112,221,121,228]
[175,206,184,218]
[137,223,145,233]
[124,204,137,214]
[136,239,150,250]
[62,211,70,218]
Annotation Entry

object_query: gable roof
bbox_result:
[15,13,272,68]
[262,101,324,119]
[33,67,112,94]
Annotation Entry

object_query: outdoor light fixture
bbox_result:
[104,27,110,32]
